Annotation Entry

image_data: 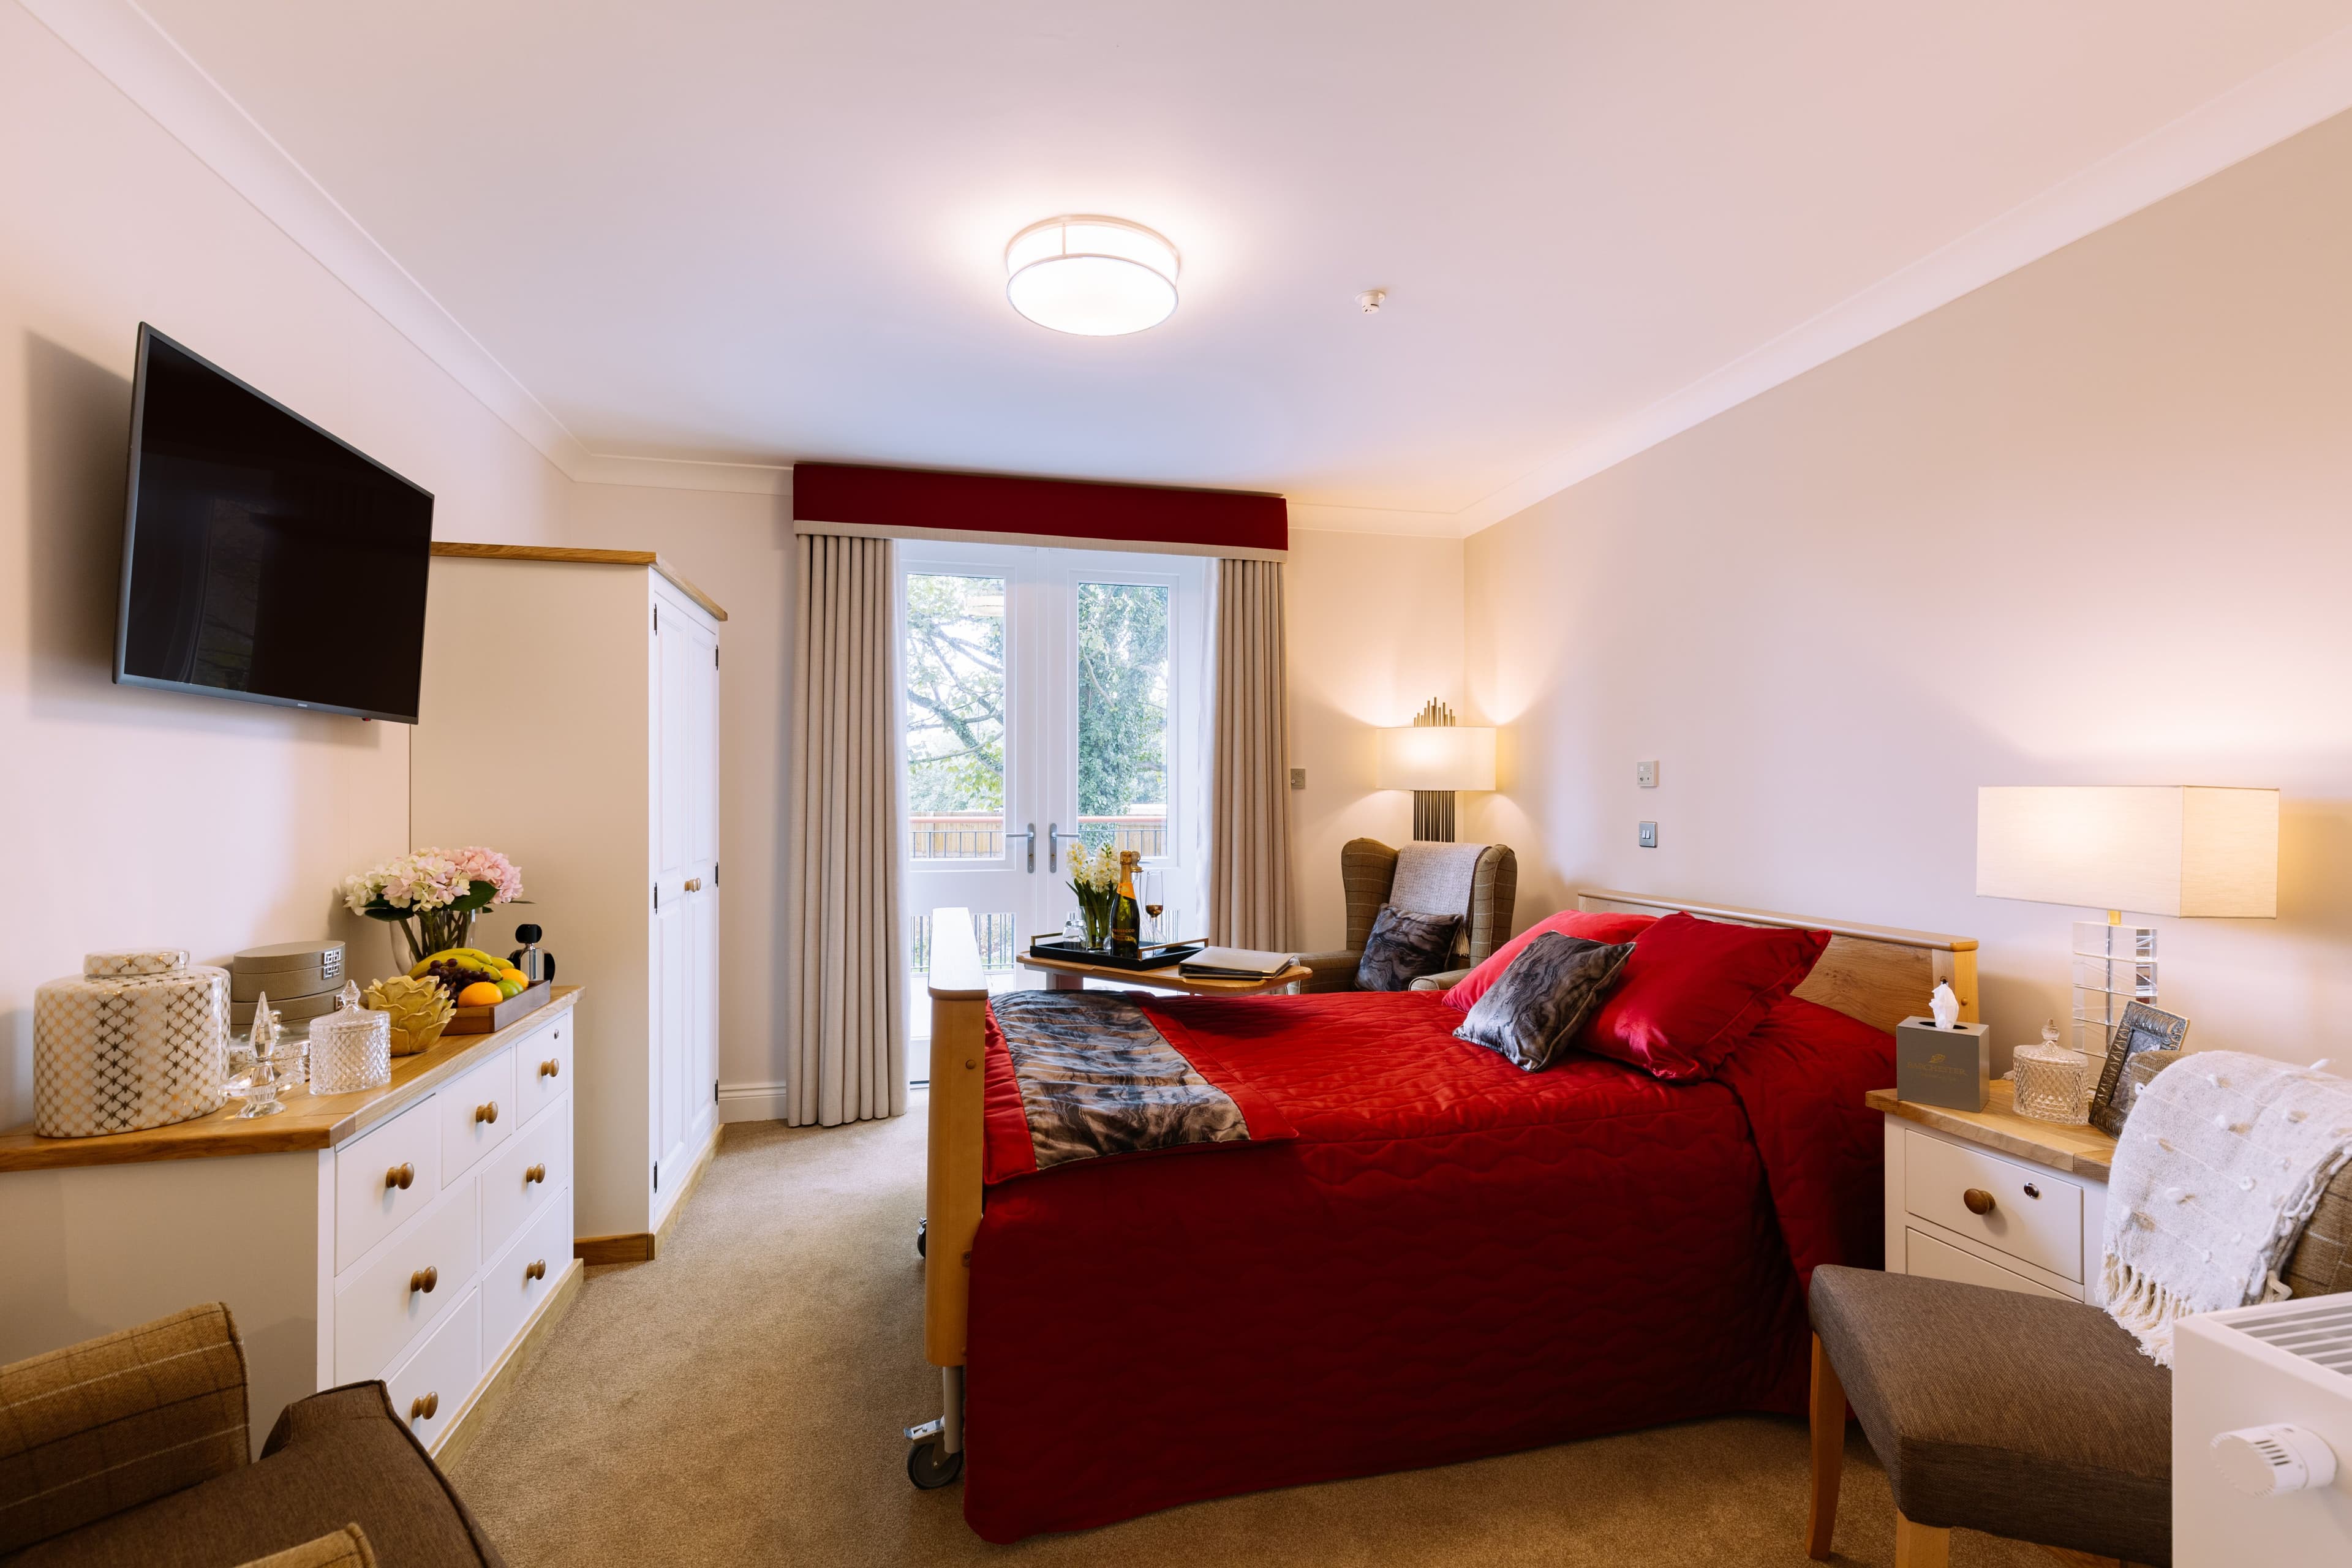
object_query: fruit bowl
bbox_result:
[445,979,552,1035]
[402,948,554,1035]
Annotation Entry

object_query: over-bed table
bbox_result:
[911,892,1978,1540]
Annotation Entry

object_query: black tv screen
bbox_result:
[115,325,433,723]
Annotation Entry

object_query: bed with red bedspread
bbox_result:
[960,983,1892,1542]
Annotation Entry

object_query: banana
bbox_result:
[407,947,510,982]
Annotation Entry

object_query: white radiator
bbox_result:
[2175,1294,2352,1564]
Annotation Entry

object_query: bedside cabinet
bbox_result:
[1868,1082,2117,1306]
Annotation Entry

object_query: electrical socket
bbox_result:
[1637,761,1659,788]
[1638,821,1658,849]
[1289,767,1306,790]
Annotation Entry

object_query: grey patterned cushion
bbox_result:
[1453,932,1634,1072]
[1354,906,1461,992]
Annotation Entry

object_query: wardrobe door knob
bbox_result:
[476,1101,499,1125]
[409,1392,439,1422]
[685,877,703,892]
[409,1265,439,1294]
[1962,1188,1997,1216]
[385,1162,413,1191]
[525,1163,546,1185]
[526,1259,547,1281]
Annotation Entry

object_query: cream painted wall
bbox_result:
[1285,528,1467,954]
[558,483,794,1116]
[1464,107,2352,1069]
[0,8,567,1126]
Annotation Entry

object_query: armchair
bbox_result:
[1298,837,1517,993]
[0,1304,504,1567]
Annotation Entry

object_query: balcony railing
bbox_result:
[908,813,1167,861]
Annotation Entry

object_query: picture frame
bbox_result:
[2089,1001,2190,1136]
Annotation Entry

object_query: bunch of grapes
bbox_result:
[423,959,489,998]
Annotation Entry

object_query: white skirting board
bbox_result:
[717,1080,789,1123]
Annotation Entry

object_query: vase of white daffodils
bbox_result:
[1067,843,1121,950]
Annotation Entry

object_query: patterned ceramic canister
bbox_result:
[34,951,230,1137]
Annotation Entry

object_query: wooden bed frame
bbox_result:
[907,892,1977,1480]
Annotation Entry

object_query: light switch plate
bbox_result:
[1637,761,1658,788]
[1289,767,1306,790]
[1638,821,1658,848]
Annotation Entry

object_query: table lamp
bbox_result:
[1376,701,1496,842]
[1975,786,2278,1054]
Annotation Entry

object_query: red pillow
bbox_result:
[1442,910,1657,1011]
[1578,911,1831,1080]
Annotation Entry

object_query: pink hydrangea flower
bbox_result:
[448,846,524,903]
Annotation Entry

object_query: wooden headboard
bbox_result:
[1575,889,1978,1035]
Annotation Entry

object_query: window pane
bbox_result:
[908,910,1023,1047]
[1076,581,1169,859]
[904,574,1006,859]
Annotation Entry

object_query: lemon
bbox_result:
[456,981,505,1008]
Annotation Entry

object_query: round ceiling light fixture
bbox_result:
[1005,215,1179,336]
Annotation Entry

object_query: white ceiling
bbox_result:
[86,1,2352,523]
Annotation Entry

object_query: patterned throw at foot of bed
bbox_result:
[989,990,1264,1169]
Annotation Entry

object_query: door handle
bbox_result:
[1005,823,1036,873]
[1049,824,1087,872]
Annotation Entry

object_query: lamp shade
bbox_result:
[1975,786,2278,918]
[1376,726,1496,792]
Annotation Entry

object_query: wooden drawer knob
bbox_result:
[385,1162,414,1191]
[409,1391,439,1422]
[685,876,703,892]
[540,1058,561,1079]
[525,1163,547,1185]
[1962,1188,1996,1216]
[475,1101,499,1125]
[526,1258,547,1281]
[409,1265,439,1294]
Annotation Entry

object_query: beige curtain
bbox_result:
[1207,558,1294,948]
[788,533,907,1126]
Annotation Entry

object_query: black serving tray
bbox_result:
[1027,937,1205,971]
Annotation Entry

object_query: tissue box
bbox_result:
[1895,1015,1991,1110]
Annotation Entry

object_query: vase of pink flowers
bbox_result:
[341,847,525,970]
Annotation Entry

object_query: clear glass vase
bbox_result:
[394,911,478,971]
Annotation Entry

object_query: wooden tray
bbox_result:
[445,979,553,1035]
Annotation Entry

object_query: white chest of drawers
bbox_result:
[0,988,585,1459]
[1870,1082,2117,1305]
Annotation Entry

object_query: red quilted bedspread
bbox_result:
[963,987,1891,1542]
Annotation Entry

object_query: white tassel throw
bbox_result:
[2103,1050,2352,1366]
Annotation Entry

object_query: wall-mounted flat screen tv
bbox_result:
[115,323,434,723]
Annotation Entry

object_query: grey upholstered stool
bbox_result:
[1806,1265,2171,1568]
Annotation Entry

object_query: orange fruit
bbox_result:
[457,981,505,1008]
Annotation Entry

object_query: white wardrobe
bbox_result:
[412,545,722,1255]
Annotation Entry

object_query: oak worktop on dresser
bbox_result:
[0,986,582,1172]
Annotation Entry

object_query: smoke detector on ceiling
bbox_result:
[1357,290,1386,314]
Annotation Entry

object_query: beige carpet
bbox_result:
[451,1104,2050,1567]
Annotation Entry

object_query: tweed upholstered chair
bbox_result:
[0,1303,504,1567]
[1297,837,1517,993]
[1806,1165,2352,1567]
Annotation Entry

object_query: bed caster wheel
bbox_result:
[907,1440,962,1489]
[916,1217,927,1258]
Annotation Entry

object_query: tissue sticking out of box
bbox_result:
[1930,981,1960,1030]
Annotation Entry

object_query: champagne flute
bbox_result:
[1141,870,1166,944]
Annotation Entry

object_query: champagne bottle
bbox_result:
[1110,850,1142,960]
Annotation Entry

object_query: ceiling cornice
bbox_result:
[20,0,595,478]
[31,0,2352,533]
[1446,18,2352,538]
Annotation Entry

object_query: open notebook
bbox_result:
[1177,946,1300,981]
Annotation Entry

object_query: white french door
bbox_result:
[899,543,1209,1052]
